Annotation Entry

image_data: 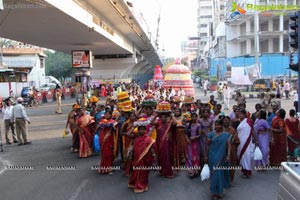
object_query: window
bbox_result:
[40,57,44,68]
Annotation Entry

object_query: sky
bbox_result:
[131,0,198,58]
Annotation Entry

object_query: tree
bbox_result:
[45,50,73,79]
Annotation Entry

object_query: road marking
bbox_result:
[69,179,89,200]
[0,158,12,175]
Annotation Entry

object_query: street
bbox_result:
[0,89,295,200]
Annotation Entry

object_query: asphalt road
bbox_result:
[0,89,294,200]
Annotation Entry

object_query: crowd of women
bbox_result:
[64,86,300,200]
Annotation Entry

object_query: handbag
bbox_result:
[93,134,100,153]
[253,146,263,160]
[200,164,210,181]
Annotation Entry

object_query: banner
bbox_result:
[72,50,92,68]
[231,67,252,85]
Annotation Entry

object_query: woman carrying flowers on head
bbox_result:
[128,118,156,193]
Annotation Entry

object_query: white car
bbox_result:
[39,83,56,92]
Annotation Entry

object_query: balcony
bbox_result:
[227,31,254,42]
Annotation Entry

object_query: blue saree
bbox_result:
[208,131,231,195]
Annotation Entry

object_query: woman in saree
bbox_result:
[223,116,240,182]
[205,119,231,200]
[98,111,118,175]
[173,107,187,164]
[253,110,270,168]
[101,84,107,97]
[237,109,253,178]
[199,109,212,167]
[151,112,176,178]
[285,109,300,161]
[269,108,287,166]
[128,118,156,193]
[185,112,201,178]
[122,112,136,176]
[75,107,96,158]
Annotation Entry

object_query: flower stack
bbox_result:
[183,96,194,104]
[117,91,131,110]
[156,101,171,113]
[141,94,157,107]
[164,63,195,97]
[153,65,163,81]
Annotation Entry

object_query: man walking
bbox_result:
[2,98,17,144]
[284,81,290,100]
[11,97,31,146]
[223,84,231,110]
[203,80,208,96]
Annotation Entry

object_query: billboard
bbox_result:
[72,50,92,68]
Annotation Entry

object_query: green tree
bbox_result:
[45,50,73,79]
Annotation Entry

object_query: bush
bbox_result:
[209,76,218,85]
[193,71,209,80]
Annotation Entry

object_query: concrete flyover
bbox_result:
[0,0,162,79]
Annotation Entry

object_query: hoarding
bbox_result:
[72,50,92,68]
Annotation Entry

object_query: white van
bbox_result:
[45,76,61,87]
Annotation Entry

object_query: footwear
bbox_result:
[13,141,18,143]
[18,143,24,146]
[73,149,79,153]
[24,141,32,145]
[6,141,11,145]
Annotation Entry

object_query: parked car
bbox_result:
[39,83,56,92]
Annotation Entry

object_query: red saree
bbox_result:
[98,119,118,174]
[122,120,134,176]
[156,120,176,178]
[175,117,187,164]
[77,115,96,158]
[270,116,287,166]
[128,134,155,193]
[285,118,300,157]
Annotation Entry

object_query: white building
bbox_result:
[197,0,213,56]
[197,0,226,61]
[224,0,294,58]
[1,46,46,97]
[218,0,300,78]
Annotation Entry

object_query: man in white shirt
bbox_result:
[2,98,17,144]
[284,81,290,100]
[203,80,208,96]
[222,84,231,110]
[11,97,31,145]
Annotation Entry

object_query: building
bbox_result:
[197,0,225,71]
[1,44,46,97]
[209,0,300,82]
[181,39,198,70]
[197,0,214,57]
